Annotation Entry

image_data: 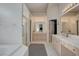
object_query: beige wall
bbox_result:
[31,16,47,33]
[47,4,63,34]
[47,4,59,20]
[31,15,48,42]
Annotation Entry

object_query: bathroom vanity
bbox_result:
[52,34,79,56]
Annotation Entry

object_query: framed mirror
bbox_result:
[34,22,44,32]
[61,15,78,35]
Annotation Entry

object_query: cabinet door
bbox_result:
[52,36,61,56]
[75,48,79,56]
[52,36,56,48]
[61,45,76,56]
[55,40,61,56]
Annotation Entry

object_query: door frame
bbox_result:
[49,19,57,42]
[49,19,57,34]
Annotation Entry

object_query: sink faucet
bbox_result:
[66,30,71,37]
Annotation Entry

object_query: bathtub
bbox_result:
[0,45,28,56]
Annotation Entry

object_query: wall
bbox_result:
[47,4,59,20]
[58,3,70,16]
[58,3,72,34]
[22,4,31,46]
[76,14,79,35]
[32,12,46,16]
[31,15,48,42]
[47,3,71,34]
[47,3,70,19]
[31,16,47,33]
[47,3,62,36]
[0,3,31,46]
[0,4,22,45]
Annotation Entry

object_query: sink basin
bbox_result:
[53,34,79,48]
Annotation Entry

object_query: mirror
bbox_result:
[34,22,44,32]
[39,24,43,32]
[61,15,78,35]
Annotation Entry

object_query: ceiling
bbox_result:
[26,3,48,14]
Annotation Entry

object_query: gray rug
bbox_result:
[29,44,47,56]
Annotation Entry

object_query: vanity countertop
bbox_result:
[53,34,79,48]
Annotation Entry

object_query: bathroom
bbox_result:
[0,3,79,56]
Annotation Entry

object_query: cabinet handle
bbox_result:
[73,49,75,51]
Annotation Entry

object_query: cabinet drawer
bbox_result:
[75,48,79,55]
[62,42,77,54]
[62,42,79,56]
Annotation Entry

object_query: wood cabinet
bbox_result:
[76,48,79,55]
[52,36,61,56]
[32,32,47,42]
[52,35,79,56]
[61,45,76,56]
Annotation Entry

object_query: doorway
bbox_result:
[49,20,57,42]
